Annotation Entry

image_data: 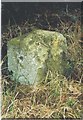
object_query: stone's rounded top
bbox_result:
[8,29,66,45]
[8,29,67,55]
[8,29,67,85]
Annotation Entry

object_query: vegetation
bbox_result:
[1,3,83,119]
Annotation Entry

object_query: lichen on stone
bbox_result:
[7,29,67,85]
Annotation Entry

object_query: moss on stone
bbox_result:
[8,29,68,85]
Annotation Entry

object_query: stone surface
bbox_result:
[7,29,67,85]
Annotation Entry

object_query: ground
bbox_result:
[1,3,83,119]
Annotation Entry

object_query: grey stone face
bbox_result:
[7,29,67,85]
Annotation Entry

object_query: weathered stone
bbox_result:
[7,29,67,85]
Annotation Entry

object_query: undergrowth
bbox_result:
[1,74,82,118]
[1,4,83,119]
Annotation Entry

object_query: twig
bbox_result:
[6,92,19,113]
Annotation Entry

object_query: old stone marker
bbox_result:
[7,29,67,85]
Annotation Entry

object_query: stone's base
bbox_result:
[8,29,67,85]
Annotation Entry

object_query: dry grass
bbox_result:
[1,75,83,118]
[1,8,83,118]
